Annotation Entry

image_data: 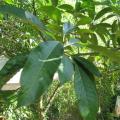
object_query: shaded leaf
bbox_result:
[74,64,98,120]
[51,0,58,7]
[18,41,64,106]
[73,56,101,77]
[58,4,74,13]
[75,2,82,12]
[77,15,92,25]
[95,7,112,20]
[63,22,75,35]
[58,55,74,85]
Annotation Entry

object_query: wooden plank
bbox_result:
[1,83,20,91]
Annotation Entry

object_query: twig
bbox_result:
[32,0,37,16]
[39,31,46,42]
[73,52,99,56]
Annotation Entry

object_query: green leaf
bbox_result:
[90,33,98,45]
[95,23,111,28]
[0,54,28,89]
[77,15,92,25]
[58,55,74,85]
[75,2,82,12]
[0,4,46,31]
[51,0,58,7]
[101,14,115,22]
[40,6,61,22]
[63,22,75,35]
[88,45,120,63]
[73,56,101,77]
[112,20,118,33]
[58,4,74,13]
[74,64,98,120]
[77,29,93,34]
[18,41,64,106]
[95,7,112,20]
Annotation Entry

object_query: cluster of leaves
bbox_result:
[0,0,120,120]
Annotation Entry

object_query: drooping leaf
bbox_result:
[73,56,101,77]
[0,4,46,31]
[58,55,74,85]
[0,54,28,89]
[95,7,112,20]
[74,64,98,120]
[18,41,64,106]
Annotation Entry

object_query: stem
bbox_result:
[39,31,46,42]
[32,0,37,16]
[44,83,60,116]
[73,52,99,56]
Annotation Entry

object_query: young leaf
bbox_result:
[0,4,46,31]
[18,41,64,106]
[73,56,101,77]
[74,64,98,120]
[0,54,28,88]
[95,7,112,20]
[58,55,74,85]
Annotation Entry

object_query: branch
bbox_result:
[44,83,60,115]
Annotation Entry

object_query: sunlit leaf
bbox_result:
[95,7,112,20]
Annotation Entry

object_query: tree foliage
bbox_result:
[0,0,120,120]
